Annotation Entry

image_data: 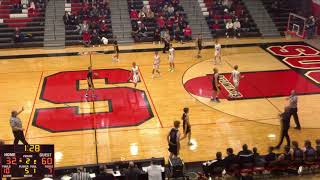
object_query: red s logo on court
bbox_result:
[183,43,320,100]
[33,69,154,132]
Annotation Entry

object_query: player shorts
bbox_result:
[88,80,94,88]
[215,51,220,57]
[169,56,174,63]
[153,64,159,70]
[213,84,220,91]
[183,125,191,134]
[168,144,178,156]
[133,75,140,83]
[233,80,239,88]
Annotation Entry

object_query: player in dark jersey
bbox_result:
[167,120,181,159]
[211,67,221,102]
[112,39,119,62]
[196,34,202,58]
[180,107,192,145]
[85,66,97,98]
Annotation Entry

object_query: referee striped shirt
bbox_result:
[288,95,298,109]
[10,117,22,131]
[71,172,91,180]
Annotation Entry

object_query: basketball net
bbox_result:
[286,13,307,39]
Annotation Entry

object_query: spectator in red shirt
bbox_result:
[130,9,139,21]
[157,16,165,29]
[82,30,91,47]
[99,20,109,37]
[166,17,175,31]
[212,20,220,30]
[183,25,192,41]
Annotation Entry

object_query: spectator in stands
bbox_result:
[233,19,241,38]
[82,30,91,47]
[157,16,165,29]
[223,9,232,23]
[162,29,170,53]
[63,11,71,25]
[237,144,253,167]
[12,0,23,12]
[208,152,225,177]
[252,147,266,166]
[146,8,155,20]
[225,20,233,38]
[265,146,277,167]
[91,29,101,47]
[13,27,24,43]
[153,28,161,44]
[304,140,316,163]
[212,20,220,32]
[95,166,114,180]
[130,9,139,21]
[71,166,91,180]
[123,161,142,180]
[28,1,36,16]
[183,25,192,42]
[283,145,292,161]
[146,158,162,180]
[223,148,238,173]
[291,141,304,165]
[241,17,250,32]
[174,26,183,42]
[70,13,79,26]
[168,4,175,16]
[79,21,89,35]
[138,10,146,21]
[135,21,148,41]
[99,20,110,37]
[316,139,320,159]
[306,16,316,39]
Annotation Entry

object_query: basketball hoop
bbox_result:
[287,13,307,39]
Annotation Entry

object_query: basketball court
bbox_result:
[0,37,320,168]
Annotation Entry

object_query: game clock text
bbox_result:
[0,145,54,178]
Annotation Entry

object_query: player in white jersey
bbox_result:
[130,62,140,88]
[168,44,175,72]
[229,65,243,96]
[152,51,161,78]
[214,40,222,64]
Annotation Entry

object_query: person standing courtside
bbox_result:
[211,68,221,102]
[274,107,291,149]
[180,107,192,145]
[10,107,29,146]
[287,90,301,130]
[167,121,181,159]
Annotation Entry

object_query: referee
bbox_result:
[10,107,29,146]
[287,90,301,130]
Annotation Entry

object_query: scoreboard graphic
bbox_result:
[0,145,54,178]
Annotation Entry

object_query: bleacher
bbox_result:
[64,0,113,46]
[128,0,191,42]
[201,0,260,38]
[261,0,292,36]
[0,0,45,48]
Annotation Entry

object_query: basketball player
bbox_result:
[85,66,97,98]
[214,40,222,64]
[168,44,175,72]
[229,65,243,97]
[211,67,221,102]
[196,34,203,58]
[152,51,161,78]
[180,107,192,145]
[112,40,119,62]
[167,120,181,159]
[130,62,140,88]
